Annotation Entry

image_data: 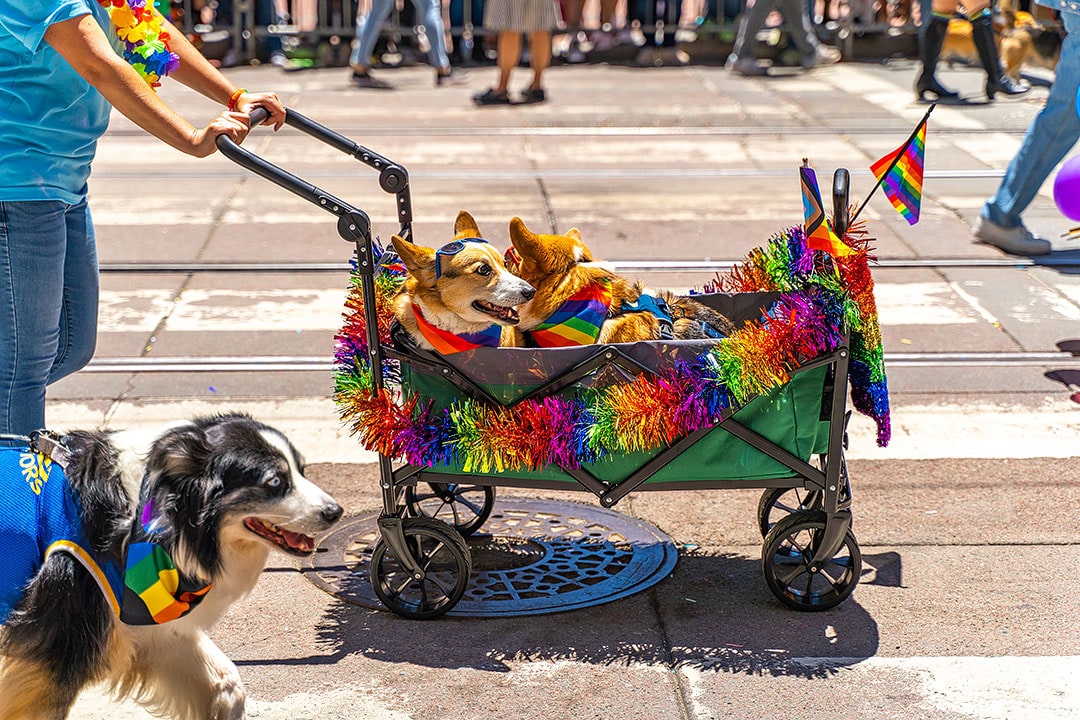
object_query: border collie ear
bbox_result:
[454,210,482,239]
[147,424,213,484]
[391,236,437,286]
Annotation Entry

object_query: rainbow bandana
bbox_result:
[529,279,613,347]
[412,305,503,354]
[119,497,212,625]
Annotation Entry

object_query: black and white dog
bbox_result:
[0,413,343,720]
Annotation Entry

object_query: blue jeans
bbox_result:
[0,199,98,435]
[983,11,1080,229]
[350,0,451,71]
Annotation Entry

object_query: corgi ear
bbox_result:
[391,236,437,285]
[454,210,482,238]
[509,217,540,254]
[565,228,582,241]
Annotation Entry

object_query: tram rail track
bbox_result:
[82,350,1080,373]
[99,257,1080,273]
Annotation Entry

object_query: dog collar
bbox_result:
[529,278,613,347]
[412,304,502,354]
[119,494,213,625]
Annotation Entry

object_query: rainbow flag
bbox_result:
[870,117,927,225]
[800,164,853,257]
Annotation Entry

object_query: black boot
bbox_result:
[915,15,958,101]
[971,13,1028,100]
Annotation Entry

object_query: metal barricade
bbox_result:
[171,0,918,67]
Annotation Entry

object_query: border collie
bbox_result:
[0,413,343,720]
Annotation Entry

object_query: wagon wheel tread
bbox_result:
[761,510,861,612]
[369,517,472,619]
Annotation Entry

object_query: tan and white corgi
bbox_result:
[391,211,535,353]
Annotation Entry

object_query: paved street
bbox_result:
[61,55,1080,719]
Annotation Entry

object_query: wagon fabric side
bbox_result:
[398,332,834,488]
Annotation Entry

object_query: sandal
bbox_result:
[519,88,546,104]
[472,88,511,106]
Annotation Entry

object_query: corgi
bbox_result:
[506,217,736,346]
[391,211,535,353]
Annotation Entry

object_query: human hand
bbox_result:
[234,91,286,131]
[189,111,250,157]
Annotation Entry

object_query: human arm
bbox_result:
[43,13,250,157]
[160,15,286,130]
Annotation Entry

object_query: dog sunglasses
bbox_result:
[435,238,489,279]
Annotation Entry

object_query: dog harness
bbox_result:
[0,438,211,626]
[0,444,123,624]
[619,292,676,340]
[412,304,502,354]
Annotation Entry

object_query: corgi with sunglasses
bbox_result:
[390,211,535,353]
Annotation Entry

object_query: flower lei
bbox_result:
[333,228,891,474]
[99,0,180,88]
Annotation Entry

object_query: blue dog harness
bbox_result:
[0,436,211,626]
[619,292,675,340]
[0,443,124,624]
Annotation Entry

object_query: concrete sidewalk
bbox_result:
[66,58,1080,720]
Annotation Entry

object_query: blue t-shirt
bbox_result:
[0,0,113,204]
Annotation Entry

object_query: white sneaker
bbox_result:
[972,215,1052,256]
[802,44,841,68]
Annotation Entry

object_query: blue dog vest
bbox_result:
[0,442,213,626]
[0,445,124,624]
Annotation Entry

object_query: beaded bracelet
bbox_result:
[228,88,248,112]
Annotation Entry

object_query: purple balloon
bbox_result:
[1054,154,1080,222]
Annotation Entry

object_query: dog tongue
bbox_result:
[279,527,315,553]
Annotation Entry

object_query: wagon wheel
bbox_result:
[756,487,824,538]
[369,517,472,619]
[761,511,861,612]
[404,482,496,537]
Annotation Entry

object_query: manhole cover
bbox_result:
[303,498,679,617]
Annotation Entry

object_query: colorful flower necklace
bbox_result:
[99,0,180,88]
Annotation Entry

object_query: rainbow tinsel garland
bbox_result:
[100,0,180,88]
[333,228,890,474]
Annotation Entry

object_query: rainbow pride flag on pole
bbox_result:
[868,110,930,225]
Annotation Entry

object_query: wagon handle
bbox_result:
[215,107,414,245]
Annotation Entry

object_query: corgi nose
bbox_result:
[522,286,536,300]
[322,502,344,525]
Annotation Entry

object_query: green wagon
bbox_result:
[221,109,879,620]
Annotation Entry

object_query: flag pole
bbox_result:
[849,103,935,225]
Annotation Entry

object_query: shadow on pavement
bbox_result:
[241,551,883,680]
